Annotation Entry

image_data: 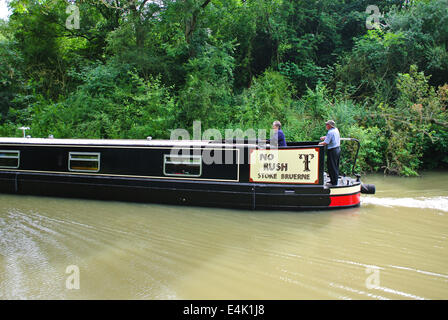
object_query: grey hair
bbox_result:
[273,120,282,129]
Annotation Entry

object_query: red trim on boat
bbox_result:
[329,193,361,207]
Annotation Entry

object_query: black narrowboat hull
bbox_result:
[0,170,361,210]
[0,138,365,210]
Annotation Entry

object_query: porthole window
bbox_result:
[0,150,20,168]
[163,154,201,177]
[68,152,100,172]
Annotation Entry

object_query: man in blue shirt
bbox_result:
[271,120,287,147]
[319,120,341,186]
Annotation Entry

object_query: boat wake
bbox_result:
[361,196,448,213]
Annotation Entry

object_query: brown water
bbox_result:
[0,171,447,300]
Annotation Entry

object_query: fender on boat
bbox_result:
[361,183,376,194]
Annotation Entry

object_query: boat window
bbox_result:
[0,150,20,168]
[68,152,100,172]
[163,154,202,177]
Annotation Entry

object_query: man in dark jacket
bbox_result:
[271,121,287,147]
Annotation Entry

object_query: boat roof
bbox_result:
[0,137,264,148]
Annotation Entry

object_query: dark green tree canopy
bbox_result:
[1,0,447,175]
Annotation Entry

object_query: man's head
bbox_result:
[272,120,282,130]
[325,120,335,130]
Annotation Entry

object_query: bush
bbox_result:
[176,41,235,130]
[378,65,448,175]
[23,63,177,139]
[341,125,384,174]
[232,70,295,132]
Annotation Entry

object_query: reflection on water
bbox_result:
[0,171,447,299]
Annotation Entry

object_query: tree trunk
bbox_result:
[185,0,211,44]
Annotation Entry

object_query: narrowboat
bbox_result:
[0,136,375,210]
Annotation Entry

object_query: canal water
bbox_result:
[0,171,447,300]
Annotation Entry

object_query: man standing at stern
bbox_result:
[319,120,341,186]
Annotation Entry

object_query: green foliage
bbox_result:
[341,125,385,174]
[279,61,328,95]
[233,70,294,130]
[332,28,408,103]
[177,40,235,130]
[0,39,24,117]
[376,65,448,175]
[24,63,177,139]
[0,0,447,177]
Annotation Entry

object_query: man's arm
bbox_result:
[319,131,333,146]
[319,135,327,145]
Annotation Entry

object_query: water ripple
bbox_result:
[362,196,448,213]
